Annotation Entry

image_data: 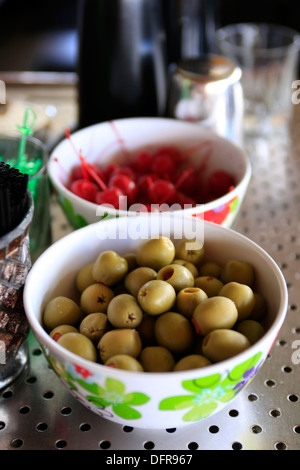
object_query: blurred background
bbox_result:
[0,0,299,73]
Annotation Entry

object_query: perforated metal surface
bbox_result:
[1,115,300,450]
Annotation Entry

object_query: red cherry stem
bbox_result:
[159,168,195,204]
[65,127,107,191]
[65,127,80,157]
[180,140,212,159]
[79,153,107,191]
[53,156,70,181]
[175,168,195,190]
[86,164,107,191]
[109,121,131,160]
[158,142,212,204]
[78,149,90,182]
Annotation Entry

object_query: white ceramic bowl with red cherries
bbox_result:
[48,118,251,230]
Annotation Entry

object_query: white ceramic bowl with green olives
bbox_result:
[23,214,288,429]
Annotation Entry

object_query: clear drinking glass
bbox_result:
[216,23,300,135]
[0,134,52,261]
[0,191,33,390]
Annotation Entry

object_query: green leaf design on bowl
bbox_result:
[159,352,263,422]
[46,354,150,421]
[85,377,150,420]
[57,195,88,229]
[44,348,262,423]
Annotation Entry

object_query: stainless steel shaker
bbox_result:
[167,55,244,145]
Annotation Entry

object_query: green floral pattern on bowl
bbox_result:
[57,194,117,230]
[58,195,88,229]
[47,354,150,420]
[45,350,263,424]
[85,377,150,420]
[159,352,262,421]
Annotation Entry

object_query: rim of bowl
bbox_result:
[48,118,252,217]
[23,217,288,381]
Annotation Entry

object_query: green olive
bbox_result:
[202,329,251,363]
[107,293,143,328]
[175,238,205,265]
[137,314,157,346]
[173,354,212,371]
[176,287,208,319]
[135,236,175,270]
[139,346,175,372]
[220,260,254,286]
[192,296,238,336]
[80,283,114,314]
[105,354,144,372]
[92,250,128,286]
[79,312,108,343]
[198,261,222,278]
[218,282,255,321]
[76,263,95,293]
[43,296,82,330]
[194,276,224,297]
[154,312,195,354]
[57,332,97,362]
[50,324,78,341]
[172,259,199,277]
[124,266,157,297]
[137,280,176,315]
[236,319,265,344]
[157,264,194,291]
[98,328,142,363]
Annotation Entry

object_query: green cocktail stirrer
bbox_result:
[16,106,37,170]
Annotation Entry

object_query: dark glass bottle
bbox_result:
[162,0,220,65]
[77,0,167,129]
